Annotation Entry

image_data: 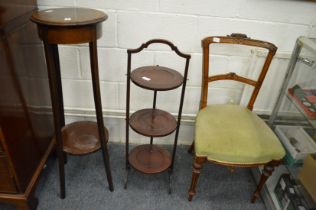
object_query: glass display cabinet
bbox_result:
[253,37,316,210]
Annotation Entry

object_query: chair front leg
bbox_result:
[188,141,195,154]
[251,160,280,203]
[188,156,206,201]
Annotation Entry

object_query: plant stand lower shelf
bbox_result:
[56,121,108,155]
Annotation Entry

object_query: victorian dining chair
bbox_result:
[188,34,285,202]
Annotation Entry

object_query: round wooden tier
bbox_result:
[129,109,177,137]
[130,66,183,91]
[128,144,171,174]
[53,121,108,155]
[30,8,107,26]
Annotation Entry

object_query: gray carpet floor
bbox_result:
[0,144,266,210]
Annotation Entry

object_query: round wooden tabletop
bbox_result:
[128,144,171,174]
[30,7,107,26]
[130,66,183,91]
[129,108,177,137]
[53,121,108,155]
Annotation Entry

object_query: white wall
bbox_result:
[36,0,316,144]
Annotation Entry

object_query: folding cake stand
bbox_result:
[124,39,190,192]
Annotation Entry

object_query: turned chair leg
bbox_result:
[187,141,195,154]
[188,156,206,201]
[251,162,276,203]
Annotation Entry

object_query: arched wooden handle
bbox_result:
[228,33,249,39]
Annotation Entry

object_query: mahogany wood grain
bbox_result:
[128,144,171,174]
[0,140,55,210]
[0,2,54,208]
[43,42,66,199]
[200,34,277,111]
[89,40,114,192]
[30,8,106,44]
[52,121,109,155]
[31,7,114,198]
[129,109,177,137]
[0,155,17,193]
[125,39,191,187]
[188,156,206,201]
[130,66,184,91]
[30,8,107,26]
[0,0,36,27]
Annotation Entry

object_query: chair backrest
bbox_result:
[200,33,277,111]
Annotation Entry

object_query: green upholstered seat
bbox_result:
[195,104,285,165]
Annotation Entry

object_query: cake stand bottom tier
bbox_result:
[53,121,108,155]
[128,144,171,174]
